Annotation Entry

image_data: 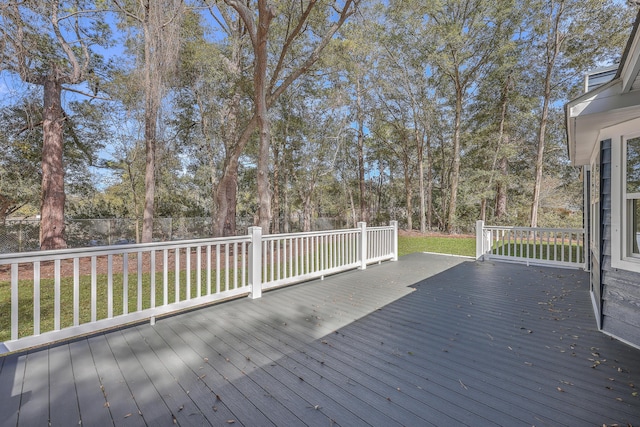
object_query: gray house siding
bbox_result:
[600,139,640,347]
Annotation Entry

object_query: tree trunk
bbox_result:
[495,155,508,220]
[404,163,413,231]
[346,184,357,227]
[255,0,275,233]
[142,102,157,243]
[530,69,552,228]
[426,132,433,229]
[40,73,67,250]
[272,140,281,234]
[446,86,463,233]
[283,165,290,233]
[213,88,243,236]
[126,160,141,242]
[213,18,244,237]
[416,129,425,233]
[141,7,157,243]
[480,198,487,222]
[302,194,312,232]
[356,77,367,223]
[483,75,511,224]
[214,157,239,237]
[531,3,563,228]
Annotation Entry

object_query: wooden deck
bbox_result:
[1,253,639,426]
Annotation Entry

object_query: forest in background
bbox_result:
[0,0,637,249]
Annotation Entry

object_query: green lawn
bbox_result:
[0,268,243,342]
[398,234,476,257]
[489,241,583,263]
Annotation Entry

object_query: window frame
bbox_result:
[623,136,640,259]
[602,117,640,273]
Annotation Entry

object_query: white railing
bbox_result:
[475,220,586,269]
[0,221,397,353]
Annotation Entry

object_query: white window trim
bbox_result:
[599,116,640,273]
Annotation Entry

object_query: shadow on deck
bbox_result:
[1,253,639,426]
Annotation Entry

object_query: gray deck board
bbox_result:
[177,310,340,427]
[89,334,146,426]
[16,349,49,426]
[48,344,81,426]
[119,327,214,427]
[0,354,22,427]
[68,340,113,426]
[345,305,598,424]
[168,316,306,426]
[196,312,371,427]
[157,318,277,426]
[218,308,409,426]
[237,303,467,426]
[105,330,176,426]
[2,253,640,426]
[133,324,238,426]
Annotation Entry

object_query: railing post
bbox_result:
[358,222,367,270]
[476,220,485,260]
[390,220,398,261]
[248,226,262,299]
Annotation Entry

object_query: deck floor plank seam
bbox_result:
[119,327,215,427]
[133,323,241,426]
[105,330,178,426]
[15,349,50,426]
[189,312,377,427]
[235,290,524,425]
[143,319,276,427]
[0,354,23,427]
[166,318,301,426]
[192,302,408,427]
[176,309,352,427]
[188,302,432,424]
[68,340,114,426]
[88,334,147,426]
[48,344,81,426]
[174,311,334,426]
[342,303,604,425]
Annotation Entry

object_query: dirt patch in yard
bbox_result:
[0,247,242,282]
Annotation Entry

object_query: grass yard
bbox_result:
[489,240,583,263]
[398,233,476,258]
[0,266,245,343]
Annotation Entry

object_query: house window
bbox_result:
[625,137,640,256]
[605,118,640,273]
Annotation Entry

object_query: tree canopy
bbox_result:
[0,0,636,245]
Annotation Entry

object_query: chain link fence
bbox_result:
[0,220,41,253]
[0,216,350,254]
